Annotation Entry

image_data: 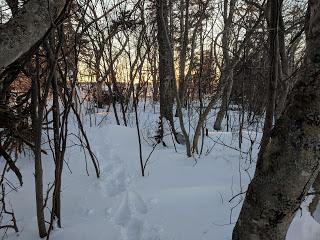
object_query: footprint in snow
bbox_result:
[130,191,148,214]
[96,151,160,240]
[126,218,143,240]
[114,192,131,226]
[112,190,157,240]
[105,167,127,197]
[99,154,130,197]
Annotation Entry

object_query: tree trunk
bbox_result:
[258,0,280,156]
[178,0,189,106]
[51,63,63,228]
[275,4,289,120]
[94,50,103,108]
[156,0,176,133]
[232,1,320,239]
[0,0,66,72]
[31,53,47,238]
[178,0,209,109]
[151,50,159,102]
[213,0,237,131]
[213,72,234,130]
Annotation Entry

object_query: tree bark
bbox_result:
[232,1,320,239]
[274,9,289,119]
[51,58,63,228]
[258,0,280,156]
[151,50,159,102]
[5,0,19,17]
[213,72,234,130]
[178,0,189,106]
[213,0,237,131]
[156,0,176,132]
[0,0,66,73]
[31,53,48,238]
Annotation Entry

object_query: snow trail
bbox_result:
[97,140,159,240]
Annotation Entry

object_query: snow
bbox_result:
[287,198,320,240]
[1,104,320,240]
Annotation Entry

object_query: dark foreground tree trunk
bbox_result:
[232,1,320,239]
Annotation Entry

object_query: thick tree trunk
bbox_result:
[232,1,320,239]
[0,0,66,72]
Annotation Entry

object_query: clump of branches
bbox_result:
[0,1,103,238]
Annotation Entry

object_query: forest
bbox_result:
[0,0,319,239]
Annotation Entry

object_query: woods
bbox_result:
[0,0,319,239]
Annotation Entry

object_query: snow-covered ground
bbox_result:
[1,103,320,239]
